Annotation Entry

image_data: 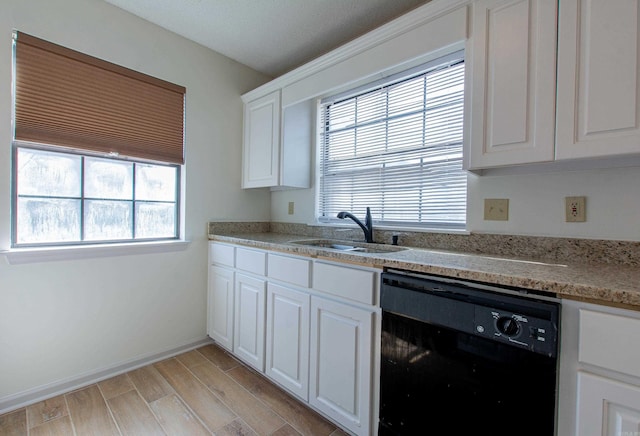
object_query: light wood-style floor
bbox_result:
[0,343,347,436]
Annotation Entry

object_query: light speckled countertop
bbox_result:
[209,232,640,309]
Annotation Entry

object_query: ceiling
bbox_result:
[102,0,431,77]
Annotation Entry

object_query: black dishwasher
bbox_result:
[379,270,560,436]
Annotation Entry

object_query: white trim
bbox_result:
[319,50,465,105]
[0,337,213,415]
[241,0,472,102]
[469,154,640,176]
[2,239,190,265]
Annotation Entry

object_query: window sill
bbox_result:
[2,240,191,265]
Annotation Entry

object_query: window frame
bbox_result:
[11,142,181,248]
[316,51,467,231]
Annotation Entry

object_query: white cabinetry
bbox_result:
[207,243,267,370]
[556,0,640,160]
[242,91,280,188]
[266,282,310,401]
[265,253,312,401]
[576,308,640,436]
[207,242,380,436]
[559,300,640,436]
[207,243,235,351]
[241,92,311,189]
[208,266,235,351]
[234,273,266,371]
[309,295,374,436]
[577,372,640,436]
[309,260,378,436]
[467,0,557,169]
[233,247,267,371]
[468,0,640,170]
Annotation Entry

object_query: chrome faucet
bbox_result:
[337,207,374,243]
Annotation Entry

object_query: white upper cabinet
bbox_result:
[469,0,640,170]
[467,0,557,169]
[242,91,281,188]
[556,0,640,160]
[242,91,311,189]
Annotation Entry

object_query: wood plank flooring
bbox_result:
[0,343,348,436]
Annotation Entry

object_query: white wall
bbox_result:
[467,166,640,241]
[0,0,271,404]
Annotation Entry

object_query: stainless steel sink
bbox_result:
[289,239,409,254]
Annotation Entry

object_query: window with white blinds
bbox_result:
[318,53,467,229]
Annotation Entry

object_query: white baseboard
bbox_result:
[0,336,213,415]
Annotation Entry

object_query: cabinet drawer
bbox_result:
[579,309,640,378]
[209,243,235,267]
[268,254,311,288]
[236,247,267,276]
[312,262,377,305]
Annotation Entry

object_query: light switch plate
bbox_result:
[565,196,586,222]
[484,199,509,221]
[288,201,294,215]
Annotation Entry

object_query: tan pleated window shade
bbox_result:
[13,32,186,164]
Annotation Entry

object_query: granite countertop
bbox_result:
[209,232,640,309]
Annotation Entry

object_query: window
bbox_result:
[14,147,178,245]
[318,52,466,229]
[11,32,185,247]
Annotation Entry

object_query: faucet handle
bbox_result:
[391,233,409,246]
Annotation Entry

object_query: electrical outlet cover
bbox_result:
[565,196,586,222]
[484,199,509,221]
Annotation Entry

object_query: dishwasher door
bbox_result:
[379,271,559,436]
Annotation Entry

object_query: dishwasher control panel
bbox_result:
[474,306,557,357]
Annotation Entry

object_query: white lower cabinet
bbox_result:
[234,273,266,372]
[309,295,374,436]
[207,242,379,436]
[575,306,640,436]
[207,265,235,352]
[577,372,640,436]
[265,282,310,401]
[558,300,640,436]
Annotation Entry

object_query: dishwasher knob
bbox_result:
[497,317,520,336]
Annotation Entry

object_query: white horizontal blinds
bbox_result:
[13,32,186,164]
[319,56,466,228]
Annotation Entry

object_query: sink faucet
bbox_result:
[337,207,374,243]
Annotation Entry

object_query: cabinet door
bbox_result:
[467,0,557,169]
[577,372,640,436]
[265,283,310,401]
[309,296,373,436]
[234,273,266,371]
[556,0,640,159]
[207,265,234,351]
[242,90,280,188]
